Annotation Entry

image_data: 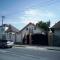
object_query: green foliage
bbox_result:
[36,21,50,31]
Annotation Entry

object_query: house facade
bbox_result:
[16,23,46,44]
[0,24,19,43]
[51,21,60,46]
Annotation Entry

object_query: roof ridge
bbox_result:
[51,21,60,29]
[19,22,36,32]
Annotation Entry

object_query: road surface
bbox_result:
[0,46,60,60]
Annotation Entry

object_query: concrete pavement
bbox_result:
[0,46,60,60]
[14,45,60,51]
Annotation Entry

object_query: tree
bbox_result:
[46,20,50,28]
[36,21,50,31]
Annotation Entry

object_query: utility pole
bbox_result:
[2,16,5,26]
[1,16,5,40]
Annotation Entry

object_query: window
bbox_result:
[26,28,28,30]
[34,27,36,30]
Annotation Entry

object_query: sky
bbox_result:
[0,0,60,30]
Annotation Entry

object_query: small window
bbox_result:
[34,27,36,30]
[26,28,28,30]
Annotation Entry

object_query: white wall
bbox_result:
[6,33,15,42]
[16,33,22,43]
[6,32,22,43]
[6,33,10,40]
[21,24,43,38]
[33,27,42,34]
[11,34,15,42]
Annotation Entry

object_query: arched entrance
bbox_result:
[22,33,32,45]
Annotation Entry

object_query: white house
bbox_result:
[0,24,19,43]
[16,23,45,44]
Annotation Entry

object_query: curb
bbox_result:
[14,45,25,47]
[47,48,60,51]
[14,45,60,51]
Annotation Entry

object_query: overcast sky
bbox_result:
[0,0,60,30]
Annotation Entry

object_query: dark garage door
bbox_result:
[31,34,48,46]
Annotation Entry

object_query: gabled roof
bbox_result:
[0,24,19,32]
[19,22,44,33]
[0,24,8,27]
[51,21,60,29]
[6,24,19,32]
[19,22,36,33]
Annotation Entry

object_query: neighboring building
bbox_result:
[0,24,19,43]
[51,21,60,46]
[16,23,45,44]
